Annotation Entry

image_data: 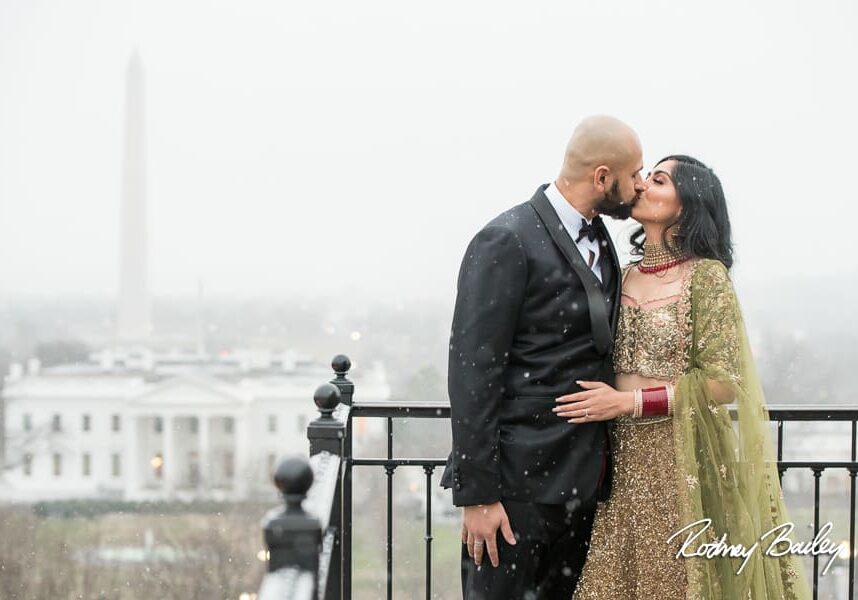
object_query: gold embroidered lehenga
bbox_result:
[573,259,810,600]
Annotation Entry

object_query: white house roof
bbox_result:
[3,376,145,400]
[129,373,250,408]
[2,346,391,409]
[3,366,390,405]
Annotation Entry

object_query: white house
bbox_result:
[0,347,389,502]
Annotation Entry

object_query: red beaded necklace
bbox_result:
[637,241,691,274]
[637,255,691,274]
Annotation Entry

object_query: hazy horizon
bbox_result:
[1,0,856,300]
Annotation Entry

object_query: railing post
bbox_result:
[308,383,343,457]
[330,354,354,600]
[331,354,354,406]
[306,381,345,600]
[264,457,322,595]
[812,467,823,599]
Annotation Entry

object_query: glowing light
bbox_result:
[257,550,269,562]
[350,331,361,341]
[150,455,164,469]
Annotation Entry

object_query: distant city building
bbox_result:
[1,348,389,501]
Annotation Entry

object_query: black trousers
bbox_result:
[460,498,596,600]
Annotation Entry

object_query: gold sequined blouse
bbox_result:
[613,263,695,381]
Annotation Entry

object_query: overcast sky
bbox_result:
[0,0,856,301]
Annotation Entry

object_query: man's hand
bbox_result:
[461,501,517,568]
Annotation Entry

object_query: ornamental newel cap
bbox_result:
[273,456,313,514]
[314,383,341,413]
[331,354,351,375]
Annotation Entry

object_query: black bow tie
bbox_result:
[575,218,602,243]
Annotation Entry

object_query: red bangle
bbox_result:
[641,386,669,417]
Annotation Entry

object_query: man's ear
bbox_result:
[593,165,611,191]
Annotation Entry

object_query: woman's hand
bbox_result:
[553,380,634,423]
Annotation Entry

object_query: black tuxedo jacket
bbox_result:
[440,184,621,506]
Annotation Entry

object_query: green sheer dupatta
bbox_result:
[672,259,811,600]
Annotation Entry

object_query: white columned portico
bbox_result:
[234,413,249,498]
[198,415,210,492]
[163,414,176,495]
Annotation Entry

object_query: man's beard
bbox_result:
[595,180,634,220]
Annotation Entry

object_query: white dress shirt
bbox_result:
[544,181,604,283]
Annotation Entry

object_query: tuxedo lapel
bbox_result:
[529,186,613,355]
[596,217,622,330]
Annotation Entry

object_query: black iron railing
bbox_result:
[771,407,858,600]
[258,382,345,600]
[262,355,858,600]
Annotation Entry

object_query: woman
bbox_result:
[553,155,811,599]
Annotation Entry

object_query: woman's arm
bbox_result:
[689,259,742,405]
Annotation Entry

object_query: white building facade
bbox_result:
[0,348,389,502]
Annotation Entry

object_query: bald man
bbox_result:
[440,116,646,599]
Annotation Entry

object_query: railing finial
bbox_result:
[331,354,351,375]
[264,456,322,575]
[314,383,341,420]
[308,383,345,457]
[330,354,354,406]
[273,456,314,514]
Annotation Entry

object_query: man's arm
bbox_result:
[448,224,527,506]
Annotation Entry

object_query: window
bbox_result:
[268,414,277,433]
[224,417,234,434]
[23,453,33,477]
[23,414,31,432]
[224,451,234,479]
[190,417,199,434]
[82,414,91,432]
[82,453,91,477]
[53,453,62,477]
[52,414,62,432]
[297,414,308,433]
[268,453,277,476]
[111,453,121,477]
[188,451,199,485]
[151,453,163,479]
[112,414,121,432]
[154,417,163,434]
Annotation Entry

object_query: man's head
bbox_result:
[556,115,645,220]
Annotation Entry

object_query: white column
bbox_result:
[198,416,210,493]
[234,413,249,499]
[163,414,175,496]
[126,415,139,500]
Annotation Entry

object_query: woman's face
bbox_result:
[632,160,683,226]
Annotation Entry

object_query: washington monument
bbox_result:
[117,51,151,341]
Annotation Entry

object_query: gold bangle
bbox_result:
[666,384,675,416]
[633,389,643,419]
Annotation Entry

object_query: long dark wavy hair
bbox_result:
[630,154,733,269]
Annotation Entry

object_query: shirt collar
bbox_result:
[544,181,593,238]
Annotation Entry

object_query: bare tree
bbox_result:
[1,391,63,474]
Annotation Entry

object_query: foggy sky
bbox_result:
[1,0,856,301]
